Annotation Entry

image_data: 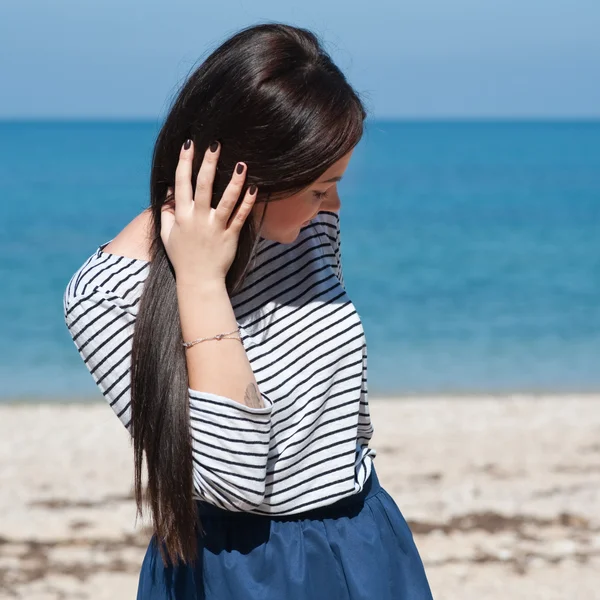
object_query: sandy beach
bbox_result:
[1,395,599,599]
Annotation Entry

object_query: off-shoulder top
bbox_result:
[63,210,375,515]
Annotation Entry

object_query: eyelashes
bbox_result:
[312,190,329,200]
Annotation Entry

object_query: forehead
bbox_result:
[317,149,354,182]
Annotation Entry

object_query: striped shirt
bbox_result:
[63,210,376,515]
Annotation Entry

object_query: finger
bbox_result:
[228,184,258,234]
[174,140,194,218]
[214,161,247,225]
[160,203,176,247]
[194,141,221,212]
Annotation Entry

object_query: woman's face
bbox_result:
[252,149,354,244]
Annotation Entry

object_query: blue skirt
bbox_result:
[136,467,433,599]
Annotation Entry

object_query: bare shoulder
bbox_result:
[102,208,153,262]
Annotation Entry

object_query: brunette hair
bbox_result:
[130,22,368,567]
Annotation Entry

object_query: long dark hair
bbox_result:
[130,22,368,567]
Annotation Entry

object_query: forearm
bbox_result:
[176,280,263,408]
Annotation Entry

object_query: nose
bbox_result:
[321,187,341,212]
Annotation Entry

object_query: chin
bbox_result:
[259,223,307,245]
[258,230,295,245]
[281,227,304,245]
[282,230,301,244]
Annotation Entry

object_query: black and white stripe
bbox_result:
[64,210,375,515]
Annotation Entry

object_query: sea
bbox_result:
[1,119,599,401]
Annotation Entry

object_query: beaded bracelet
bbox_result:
[182,327,242,349]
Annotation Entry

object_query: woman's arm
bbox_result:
[177,280,263,407]
[161,139,265,408]
[65,140,273,511]
[64,263,273,511]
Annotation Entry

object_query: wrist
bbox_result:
[176,281,229,306]
[176,277,227,293]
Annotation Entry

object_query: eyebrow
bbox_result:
[319,175,343,183]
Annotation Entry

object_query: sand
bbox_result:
[1,395,599,599]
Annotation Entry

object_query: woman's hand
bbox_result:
[160,139,258,286]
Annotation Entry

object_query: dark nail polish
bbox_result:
[183,139,192,150]
[236,163,244,174]
[249,184,257,195]
[209,141,219,152]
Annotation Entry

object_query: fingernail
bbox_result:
[183,139,192,150]
[249,184,257,194]
[236,163,244,174]
[209,141,219,152]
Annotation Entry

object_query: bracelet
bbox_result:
[182,327,241,349]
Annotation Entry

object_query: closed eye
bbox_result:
[312,190,329,200]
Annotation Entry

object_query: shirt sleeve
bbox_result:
[63,275,273,511]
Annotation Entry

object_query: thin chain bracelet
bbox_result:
[182,327,242,349]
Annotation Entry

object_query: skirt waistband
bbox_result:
[196,467,381,522]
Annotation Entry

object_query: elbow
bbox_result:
[202,480,266,512]
[194,463,268,512]
[228,491,266,512]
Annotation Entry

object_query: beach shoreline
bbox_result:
[2,395,599,599]
[3,389,600,408]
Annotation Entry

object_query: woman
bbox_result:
[63,22,433,599]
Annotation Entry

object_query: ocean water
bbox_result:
[1,119,599,400]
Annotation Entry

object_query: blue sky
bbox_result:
[1,0,598,119]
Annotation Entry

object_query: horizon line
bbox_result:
[1,116,599,124]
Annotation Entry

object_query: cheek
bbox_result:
[254,198,317,243]
[269,200,312,227]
